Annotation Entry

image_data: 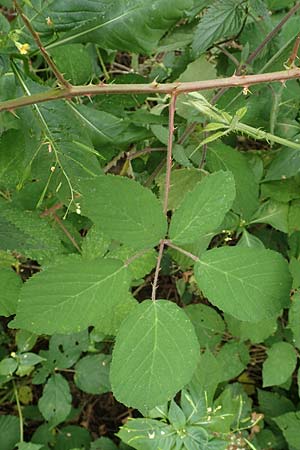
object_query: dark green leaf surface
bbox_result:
[110,300,199,410]
[192,0,244,55]
[75,354,111,394]
[38,374,72,428]
[33,0,193,54]
[206,143,259,220]
[0,415,20,450]
[80,175,167,250]
[169,171,235,244]
[0,269,22,317]
[195,247,292,321]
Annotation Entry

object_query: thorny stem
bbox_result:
[1,68,300,113]
[163,94,177,214]
[151,94,177,301]
[175,4,300,151]
[14,0,71,89]
[243,2,300,69]
[287,33,300,67]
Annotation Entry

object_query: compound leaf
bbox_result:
[110,300,199,411]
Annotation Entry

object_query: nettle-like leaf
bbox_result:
[206,143,259,221]
[194,247,292,322]
[11,257,132,335]
[31,0,193,54]
[192,0,245,55]
[110,300,199,411]
[0,204,64,260]
[169,171,235,245]
[0,269,22,317]
[80,175,167,250]
[38,373,72,428]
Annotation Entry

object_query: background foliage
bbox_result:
[1,0,300,449]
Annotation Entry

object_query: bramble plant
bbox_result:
[1,1,300,449]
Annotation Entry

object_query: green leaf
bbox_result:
[33,0,193,54]
[110,300,199,411]
[80,175,167,250]
[91,437,118,450]
[274,412,300,449]
[0,415,20,450]
[38,373,72,427]
[0,204,64,260]
[265,147,300,181]
[169,171,235,245]
[157,168,205,211]
[0,130,26,189]
[258,389,295,418]
[81,226,110,260]
[0,268,22,317]
[109,246,156,280]
[11,257,131,334]
[50,44,93,85]
[194,247,291,322]
[117,418,174,450]
[216,342,249,382]
[74,354,111,394]
[263,342,297,387]
[225,314,277,343]
[71,104,128,147]
[288,199,300,234]
[289,292,300,349]
[16,443,43,450]
[206,143,259,220]
[192,0,245,55]
[0,357,17,376]
[54,425,91,450]
[251,200,289,233]
[237,229,265,249]
[185,304,225,349]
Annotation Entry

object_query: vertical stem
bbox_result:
[151,93,177,301]
[13,380,24,442]
[163,93,177,214]
[151,240,165,302]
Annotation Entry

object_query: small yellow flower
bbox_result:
[16,42,30,55]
